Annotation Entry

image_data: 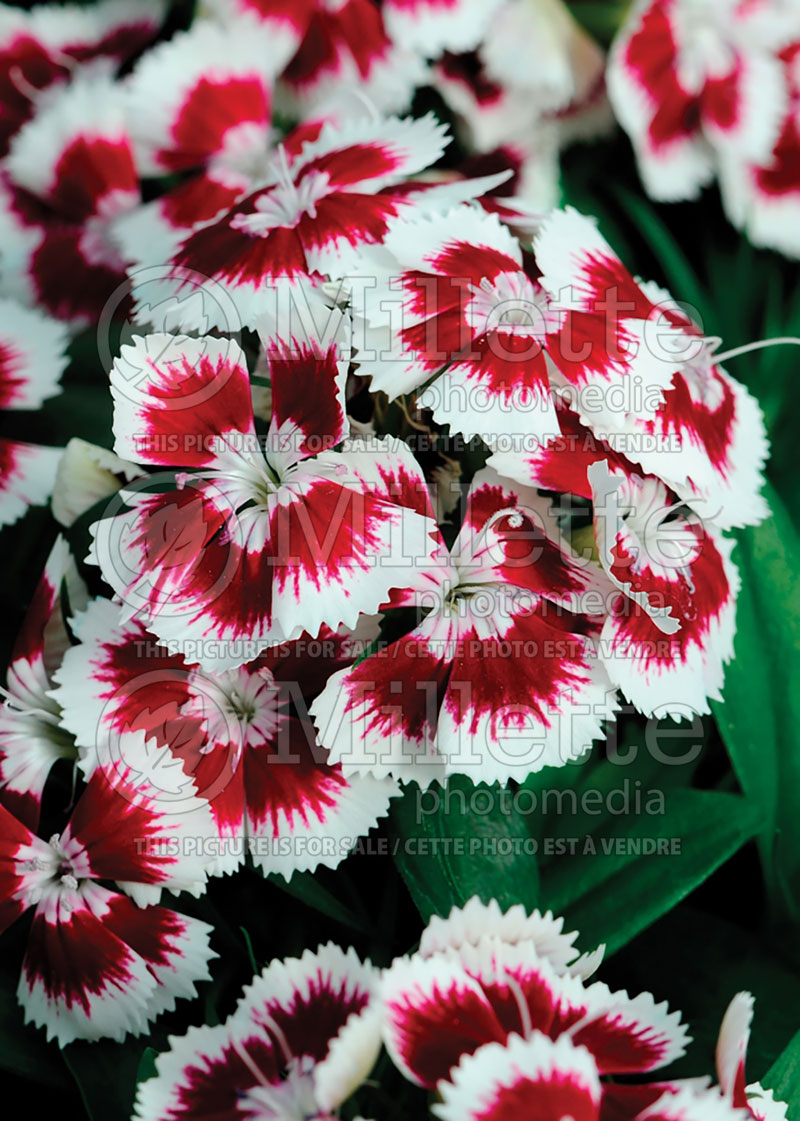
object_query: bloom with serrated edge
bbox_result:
[117,112,450,332]
[51,596,398,879]
[312,465,617,786]
[0,536,86,830]
[90,315,440,671]
[134,942,380,1121]
[0,746,216,1046]
[381,897,689,1110]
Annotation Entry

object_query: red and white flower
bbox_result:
[718,40,800,258]
[382,897,689,1111]
[312,466,616,786]
[530,208,768,531]
[275,0,427,120]
[431,53,556,170]
[434,0,606,136]
[90,319,439,669]
[349,205,562,446]
[3,70,140,326]
[134,942,381,1121]
[469,0,606,119]
[587,461,740,719]
[352,203,714,460]
[0,0,166,155]
[0,754,215,1045]
[490,406,742,719]
[125,18,283,178]
[424,0,608,207]
[607,0,794,202]
[715,992,790,1121]
[51,596,398,878]
[117,112,450,332]
[0,298,68,526]
[0,537,85,829]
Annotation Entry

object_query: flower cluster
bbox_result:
[608,0,800,256]
[132,897,789,1121]
[0,0,777,1075]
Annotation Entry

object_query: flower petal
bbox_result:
[125,19,279,175]
[568,982,690,1075]
[0,438,61,528]
[261,306,350,468]
[50,437,142,528]
[234,942,378,1065]
[715,991,753,1106]
[382,0,503,56]
[311,610,454,787]
[6,71,137,222]
[0,297,68,409]
[110,333,256,469]
[433,1031,601,1121]
[19,879,213,1046]
[63,759,212,901]
[382,952,504,1088]
[242,714,398,878]
[419,897,584,975]
[635,1085,748,1121]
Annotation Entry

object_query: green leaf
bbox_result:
[389,777,539,923]
[0,964,69,1089]
[538,788,761,954]
[268,869,371,934]
[713,482,800,922]
[532,713,706,851]
[567,1,632,45]
[63,1039,146,1121]
[764,1029,800,1118]
[608,905,800,1079]
[136,1046,159,1086]
[37,384,114,451]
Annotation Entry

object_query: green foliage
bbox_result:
[63,1040,149,1121]
[765,1030,800,1119]
[389,776,540,921]
[713,483,800,925]
[539,788,761,954]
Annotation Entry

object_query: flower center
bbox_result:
[238,1056,325,1121]
[182,666,281,762]
[442,581,488,613]
[466,271,560,338]
[43,833,84,891]
[230,164,331,237]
